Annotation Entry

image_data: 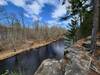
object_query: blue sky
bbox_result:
[0,0,71,28]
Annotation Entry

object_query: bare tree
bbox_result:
[20,13,26,41]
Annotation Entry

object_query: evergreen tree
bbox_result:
[61,0,93,38]
[80,11,93,37]
[64,17,78,47]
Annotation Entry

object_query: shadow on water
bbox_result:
[0,39,64,75]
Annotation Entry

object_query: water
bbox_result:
[0,39,64,75]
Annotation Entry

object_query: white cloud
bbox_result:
[31,15,40,21]
[37,0,59,6]
[47,20,68,28]
[7,0,26,7]
[0,0,8,5]
[47,20,58,27]
[47,20,62,25]
[6,0,58,16]
[52,5,67,19]
[6,0,43,21]
[24,0,59,21]
[46,0,59,6]
[7,0,58,21]
[52,0,70,19]
[47,20,58,25]
[0,0,68,23]
[37,0,46,6]
[24,13,30,18]
[26,1,41,15]
[24,13,41,22]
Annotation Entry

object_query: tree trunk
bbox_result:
[99,1,100,32]
[91,0,99,54]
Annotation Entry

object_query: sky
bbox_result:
[0,0,71,28]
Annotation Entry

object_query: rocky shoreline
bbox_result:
[34,35,100,75]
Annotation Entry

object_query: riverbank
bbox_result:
[0,37,63,61]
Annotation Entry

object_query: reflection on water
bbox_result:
[0,39,64,75]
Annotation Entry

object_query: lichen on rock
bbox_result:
[34,59,64,75]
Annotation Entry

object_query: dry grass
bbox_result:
[0,38,61,60]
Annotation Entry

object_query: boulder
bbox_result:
[64,63,87,75]
[34,59,64,75]
[64,47,91,75]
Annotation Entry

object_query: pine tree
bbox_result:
[61,0,93,38]
[64,17,78,47]
[80,11,93,37]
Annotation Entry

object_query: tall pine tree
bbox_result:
[61,0,93,38]
[64,17,78,47]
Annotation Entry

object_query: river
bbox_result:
[0,39,64,75]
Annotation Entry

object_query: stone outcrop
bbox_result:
[34,47,91,75]
[64,47,91,75]
[34,59,64,75]
[34,35,100,75]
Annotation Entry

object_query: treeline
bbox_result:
[0,23,65,51]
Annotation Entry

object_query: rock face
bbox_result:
[64,47,90,75]
[34,46,90,75]
[34,35,100,75]
[34,47,91,75]
[34,59,64,75]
